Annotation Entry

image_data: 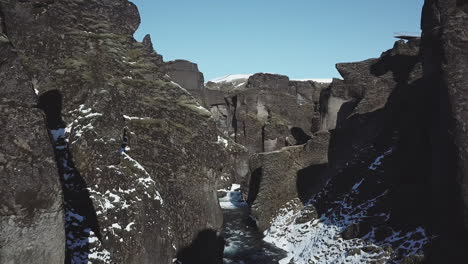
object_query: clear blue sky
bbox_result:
[133,0,424,81]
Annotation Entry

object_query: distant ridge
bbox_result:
[210,74,333,84]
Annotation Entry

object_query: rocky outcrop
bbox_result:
[0,29,65,263]
[253,4,468,262]
[246,132,330,231]
[0,0,228,263]
[258,40,435,263]
[206,73,328,153]
[420,0,468,262]
[164,60,206,103]
[320,40,421,131]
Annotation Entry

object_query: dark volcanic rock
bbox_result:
[206,73,328,154]
[164,60,206,103]
[420,0,468,262]
[246,132,330,231]
[320,39,421,131]
[260,40,434,263]
[0,0,228,263]
[0,31,65,263]
[341,223,361,240]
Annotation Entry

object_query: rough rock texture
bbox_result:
[420,0,468,262]
[164,60,206,103]
[254,5,468,262]
[0,30,65,263]
[258,40,437,263]
[206,73,328,154]
[246,132,330,231]
[210,134,250,190]
[320,39,421,131]
[0,0,228,263]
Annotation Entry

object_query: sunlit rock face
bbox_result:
[164,60,206,103]
[0,0,230,263]
[205,73,329,154]
[0,29,65,264]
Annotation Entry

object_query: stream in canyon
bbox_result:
[218,184,287,264]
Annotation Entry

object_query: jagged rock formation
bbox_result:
[205,73,328,153]
[0,0,230,263]
[164,60,205,102]
[0,29,65,264]
[252,39,436,263]
[1,0,467,263]
[241,2,468,262]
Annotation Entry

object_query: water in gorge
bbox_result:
[218,184,287,264]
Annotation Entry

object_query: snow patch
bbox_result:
[123,115,150,120]
[217,136,229,148]
[264,148,428,264]
[291,78,334,83]
[210,74,253,83]
[122,152,164,203]
[369,148,394,171]
[125,222,135,232]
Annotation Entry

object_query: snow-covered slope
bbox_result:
[264,149,429,264]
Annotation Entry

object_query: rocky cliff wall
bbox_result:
[253,39,435,263]
[205,73,328,154]
[164,60,206,103]
[421,0,468,262]
[0,26,65,264]
[0,0,229,263]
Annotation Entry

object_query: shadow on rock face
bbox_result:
[247,167,262,206]
[176,229,225,264]
[37,90,65,129]
[336,100,358,129]
[370,53,420,84]
[296,163,328,204]
[38,90,101,263]
[290,127,311,145]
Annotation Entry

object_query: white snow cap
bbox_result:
[210,74,334,84]
[209,74,253,83]
[291,78,334,83]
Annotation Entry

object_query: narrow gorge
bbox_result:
[0,0,467,264]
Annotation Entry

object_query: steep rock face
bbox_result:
[211,134,250,190]
[421,0,468,262]
[260,40,435,263]
[320,40,421,131]
[206,73,327,153]
[0,1,226,263]
[0,32,65,263]
[164,60,206,103]
[246,132,330,231]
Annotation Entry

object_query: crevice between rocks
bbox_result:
[37,90,101,264]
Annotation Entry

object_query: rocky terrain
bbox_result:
[240,2,468,263]
[0,0,467,264]
[204,74,329,153]
[0,0,229,263]
[0,26,64,264]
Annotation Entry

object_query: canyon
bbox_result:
[0,0,467,264]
